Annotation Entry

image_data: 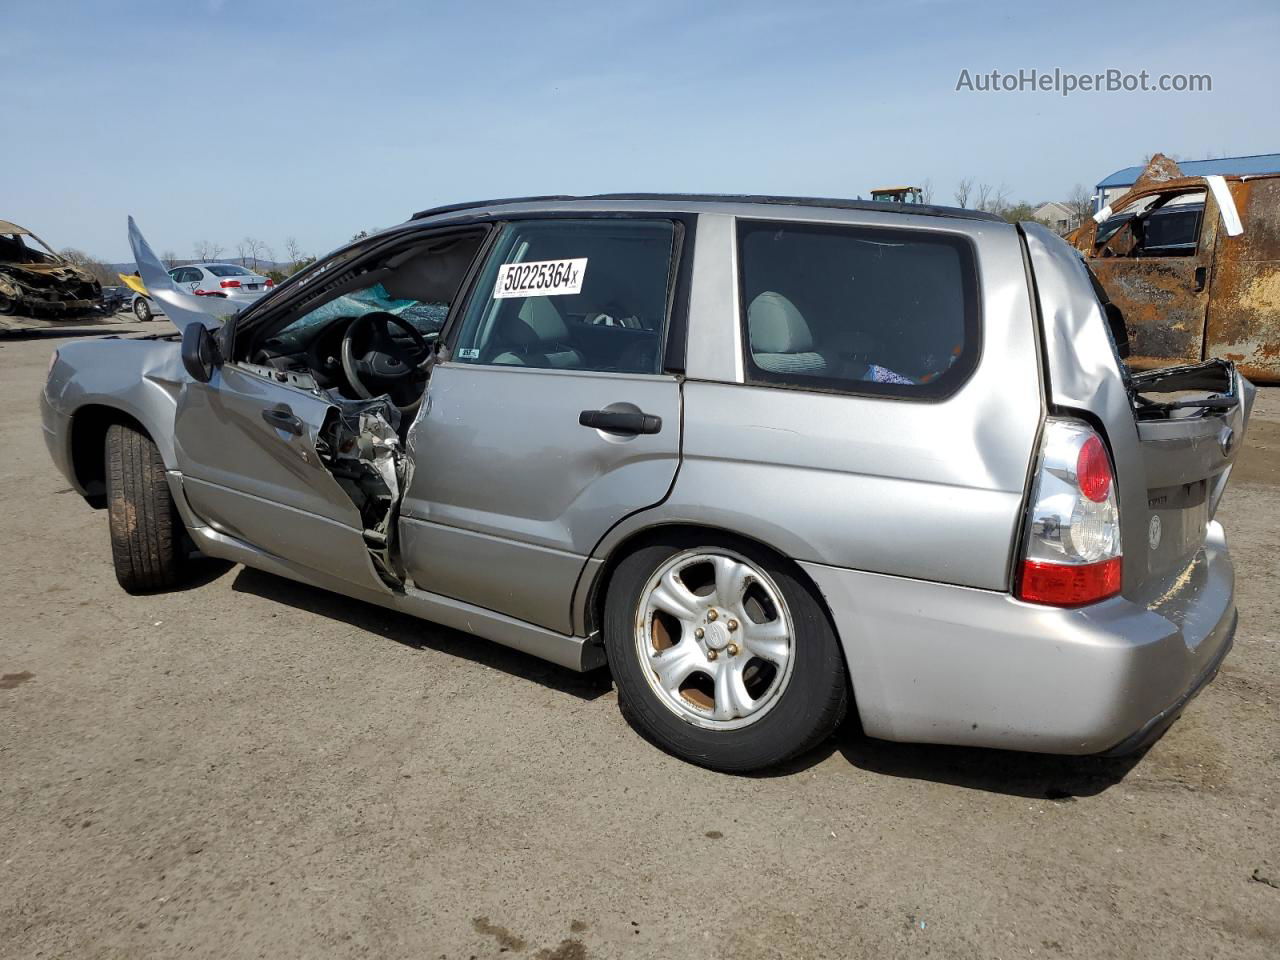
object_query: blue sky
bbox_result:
[3,0,1277,261]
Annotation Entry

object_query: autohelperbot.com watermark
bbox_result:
[955,68,1212,97]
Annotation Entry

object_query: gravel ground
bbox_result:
[2,324,1278,959]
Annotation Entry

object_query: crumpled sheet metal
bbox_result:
[325,395,406,584]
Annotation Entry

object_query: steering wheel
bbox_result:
[340,310,434,416]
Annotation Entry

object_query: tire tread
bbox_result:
[105,422,183,593]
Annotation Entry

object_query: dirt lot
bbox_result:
[2,324,1278,960]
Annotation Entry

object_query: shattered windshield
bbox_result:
[272,283,449,348]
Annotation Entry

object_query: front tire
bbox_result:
[105,422,185,593]
[133,297,152,322]
[604,534,848,772]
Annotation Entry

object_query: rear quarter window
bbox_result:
[736,220,980,399]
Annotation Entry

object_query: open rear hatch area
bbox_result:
[1020,221,1255,606]
[1126,359,1256,582]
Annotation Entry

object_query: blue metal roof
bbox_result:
[1097,153,1280,188]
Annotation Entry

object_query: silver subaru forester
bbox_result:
[41,195,1253,771]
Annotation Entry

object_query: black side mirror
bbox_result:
[181,322,221,383]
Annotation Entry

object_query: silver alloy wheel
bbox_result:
[634,549,796,730]
[133,298,151,321]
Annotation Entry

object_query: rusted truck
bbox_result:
[1067,158,1279,382]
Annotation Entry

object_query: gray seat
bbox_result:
[747,291,828,376]
[491,297,585,369]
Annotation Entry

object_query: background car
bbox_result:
[131,262,273,321]
[99,285,130,313]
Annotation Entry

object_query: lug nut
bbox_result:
[707,609,719,621]
[694,627,705,639]
[707,649,718,661]
[727,643,740,656]
[727,619,739,632]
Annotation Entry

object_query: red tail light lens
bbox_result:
[1016,419,1122,607]
[1019,557,1122,607]
[1076,434,1111,502]
[220,279,242,288]
[265,279,275,288]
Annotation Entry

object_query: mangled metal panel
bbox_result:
[1067,155,1280,383]
[315,394,409,588]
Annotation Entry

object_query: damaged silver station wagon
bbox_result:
[41,196,1254,771]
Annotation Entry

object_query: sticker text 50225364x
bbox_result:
[493,258,588,299]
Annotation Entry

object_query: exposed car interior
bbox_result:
[237,229,488,419]
[1094,190,1206,258]
[0,229,60,264]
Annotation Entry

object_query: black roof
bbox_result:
[409,193,1004,223]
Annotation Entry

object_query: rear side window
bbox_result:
[737,220,980,399]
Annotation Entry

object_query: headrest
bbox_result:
[748,291,813,354]
[502,297,569,346]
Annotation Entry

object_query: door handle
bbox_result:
[262,406,303,436]
[1193,266,1208,292]
[579,409,662,435]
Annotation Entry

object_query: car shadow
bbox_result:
[827,719,1144,799]
[174,556,237,591]
[736,715,1144,798]
[229,566,612,702]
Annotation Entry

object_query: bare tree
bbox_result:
[160,249,179,268]
[919,179,934,204]
[241,236,271,271]
[60,248,116,286]
[953,178,973,208]
[975,182,1010,215]
[284,236,305,267]
[235,241,249,267]
[1065,183,1094,227]
[193,239,224,261]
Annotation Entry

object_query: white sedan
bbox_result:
[131,262,273,321]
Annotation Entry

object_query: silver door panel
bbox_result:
[400,363,680,629]
[399,519,586,634]
[175,364,391,593]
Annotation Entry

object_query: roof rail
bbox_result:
[409,193,1004,223]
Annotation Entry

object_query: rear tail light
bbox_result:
[220,279,241,288]
[1016,418,1122,607]
[265,278,274,288]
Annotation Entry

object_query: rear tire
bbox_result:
[604,533,848,772]
[133,298,152,322]
[105,422,185,593]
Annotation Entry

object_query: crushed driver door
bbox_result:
[127,217,405,594]
[174,363,402,593]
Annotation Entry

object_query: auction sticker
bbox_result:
[493,258,587,299]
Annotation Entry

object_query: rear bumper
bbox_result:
[801,522,1236,754]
